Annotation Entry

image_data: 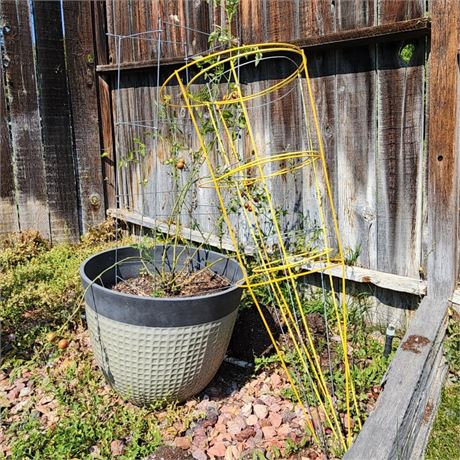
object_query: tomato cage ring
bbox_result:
[197,150,320,189]
[237,247,336,289]
[240,262,343,289]
[159,43,306,109]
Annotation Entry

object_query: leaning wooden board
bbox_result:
[344,295,449,459]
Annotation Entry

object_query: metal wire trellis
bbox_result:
[110,19,360,455]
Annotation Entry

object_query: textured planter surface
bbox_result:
[80,245,243,405]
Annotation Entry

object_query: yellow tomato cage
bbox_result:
[160,43,361,450]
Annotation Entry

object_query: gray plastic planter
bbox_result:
[80,245,243,405]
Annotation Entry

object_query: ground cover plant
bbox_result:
[0,221,398,459]
[425,314,460,460]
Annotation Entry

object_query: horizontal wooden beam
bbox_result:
[108,208,427,296]
[345,295,448,459]
[294,17,430,50]
[96,18,431,73]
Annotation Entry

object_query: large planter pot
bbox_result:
[80,245,243,405]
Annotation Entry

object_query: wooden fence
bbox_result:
[0,0,458,299]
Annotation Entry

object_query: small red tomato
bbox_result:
[244,202,253,212]
[58,339,69,350]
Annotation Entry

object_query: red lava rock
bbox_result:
[174,436,191,450]
[214,433,232,444]
[259,419,271,428]
[253,404,268,419]
[277,423,292,439]
[214,423,227,434]
[224,405,239,416]
[110,439,125,457]
[246,415,258,426]
[227,422,243,436]
[234,426,256,442]
[192,429,208,449]
[261,426,276,440]
[217,414,230,425]
[200,408,219,428]
[241,403,252,417]
[268,411,283,428]
[19,387,30,398]
[191,447,207,460]
[270,373,282,387]
[7,388,21,402]
[281,410,295,424]
[207,441,227,458]
[253,429,263,443]
[269,402,281,413]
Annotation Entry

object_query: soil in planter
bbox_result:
[112,268,230,298]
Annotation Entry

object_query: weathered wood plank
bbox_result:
[427,0,459,297]
[33,0,80,241]
[376,39,425,277]
[345,295,449,459]
[0,0,50,238]
[307,49,338,251]
[240,0,267,44]
[98,75,116,210]
[336,45,377,269]
[409,354,448,460]
[131,0,152,62]
[93,0,110,66]
[299,0,336,36]
[336,0,376,30]
[265,0,298,42]
[0,61,19,233]
[63,0,106,233]
[378,0,425,24]
[108,207,427,296]
[185,0,210,55]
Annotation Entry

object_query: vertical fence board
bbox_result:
[63,0,106,232]
[0,63,19,233]
[376,40,425,277]
[336,0,376,30]
[427,0,459,297]
[98,75,116,209]
[0,0,50,238]
[33,0,79,241]
[131,0,152,61]
[266,0,298,42]
[378,0,425,23]
[93,1,110,66]
[185,0,210,55]
[307,49,338,248]
[240,0,266,43]
[299,0,336,36]
[336,45,377,269]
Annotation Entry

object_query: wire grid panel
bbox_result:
[160,43,361,452]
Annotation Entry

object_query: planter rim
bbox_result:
[80,245,243,302]
[80,245,244,327]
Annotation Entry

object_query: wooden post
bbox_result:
[0,59,19,233]
[427,0,459,298]
[92,1,116,210]
[0,0,51,238]
[33,0,80,242]
[62,0,106,232]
